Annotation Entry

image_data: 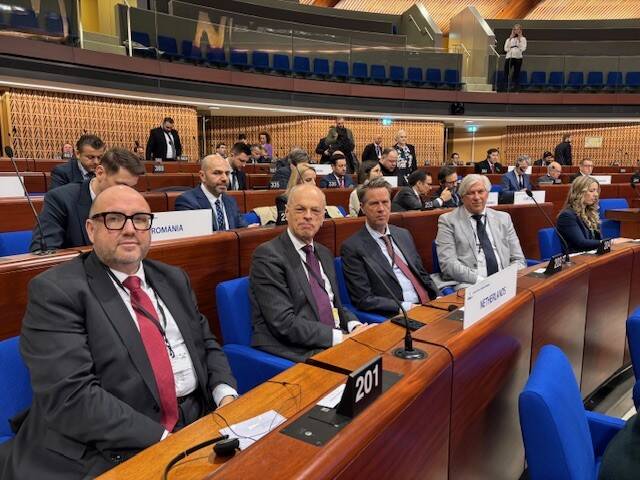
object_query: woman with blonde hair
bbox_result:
[556,175,602,252]
[275,163,317,225]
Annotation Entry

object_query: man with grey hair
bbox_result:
[435,174,526,289]
[501,155,532,192]
[537,161,563,185]
[250,183,372,361]
[270,147,310,189]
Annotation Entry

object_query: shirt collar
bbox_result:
[412,187,421,198]
[365,221,390,240]
[110,263,146,289]
[200,183,222,202]
[463,206,487,219]
[89,179,97,201]
[76,160,88,177]
[287,228,313,251]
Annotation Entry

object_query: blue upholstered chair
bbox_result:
[529,71,546,90]
[10,9,39,32]
[334,257,387,324]
[599,198,628,239]
[45,12,63,36]
[351,62,368,81]
[313,58,330,78]
[181,41,203,63]
[625,72,640,92]
[215,277,294,394]
[332,60,349,80]
[293,56,311,76]
[0,231,32,257]
[444,69,463,89]
[519,345,625,480]
[566,71,585,91]
[252,51,270,71]
[230,49,249,69]
[605,71,623,91]
[538,227,563,261]
[207,47,227,67]
[586,72,604,90]
[425,68,443,88]
[625,310,640,407]
[131,31,155,58]
[547,71,565,91]
[157,35,181,61]
[389,65,405,84]
[370,64,387,83]
[490,184,502,193]
[273,54,291,74]
[0,336,32,444]
[243,211,260,225]
[407,67,424,85]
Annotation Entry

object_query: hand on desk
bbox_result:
[345,323,376,339]
[218,395,236,407]
[247,223,260,229]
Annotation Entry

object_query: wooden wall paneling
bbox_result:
[526,0,640,20]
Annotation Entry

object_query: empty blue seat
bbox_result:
[444,69,463,89]
[566,71,584,90]
[132,31,150,47]
[548,71,564,90]
[334,258,387,324]
[0,231,32,257]
[313,58,330,78]
[352,62,368,81]
[586,71,604,90]
[181,41,202,63]
[243,211,260,225]
[599,198,628,238]
[0,336,32,444]
[490,184,503,193]
[605,71,623,90]
[538,227,563,261]
[10,9,38,32]
[407,67,424,85]
[216,277,294,393]
[332,60,349,80]
[518,70,529,88]
[293,56,311,76]
[529,71,546,89]
[45,12,63,36]
[425,68,443,87]
[626,71,640,91]
[389,65,405,83]
[370,64,387,82]
[252,50,270,71]
[493,70,506,89]
[273,54,291,74]
[207,47,227,67]
[230,49,249,68]
[131,31,155,58]
[157,35,180,61]
[519,345,625,480]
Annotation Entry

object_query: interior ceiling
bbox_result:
[525,0,640,19]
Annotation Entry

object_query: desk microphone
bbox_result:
[424,303,459,313]
[525,189,571,264]
[360,254,426,360]
[4,146,55,255]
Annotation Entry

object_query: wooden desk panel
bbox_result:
[334,216,366,255]
[0,197,44,232]
[141,192,168,212]
[0,172,46,194]
[226,191,246,213]
[31,159,64,173]
[398,210,443,273]
[145,173,195,191]
[142,161,181,173]
[98,364,346,480]
[244,190,283,212]
[0,159,31,172]
[246,174,271,190]
[494,202,553,260]
[178,163,200,173]
[146,233,239,340]
[411,292,534,480]
[323,188,353,211]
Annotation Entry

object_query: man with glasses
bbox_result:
[2,185,237,479]
[570,158,594,183]
[435,174,526,290]
[431,166,459,208]
[30,148,145,252]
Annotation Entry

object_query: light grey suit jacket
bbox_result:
[435,206,526,288]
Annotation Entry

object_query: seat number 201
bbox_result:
[355,363,380,403]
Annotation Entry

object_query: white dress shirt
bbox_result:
[365,222,419,311]
[108,264,237,438]
[504,36,527,59]
[164,130,175,159]
[287,229,360,344]
[200,183,228,230]
[77,160,91,179]
[464,208,503,282]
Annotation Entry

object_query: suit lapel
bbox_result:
[77,181,92,244]
[486,209,509,265]
[456,207,478,260]
[280,232,321,321]
[193,187,217,229]
[359,228,398,285]
[222,194,234,229]
[84,252,160,405]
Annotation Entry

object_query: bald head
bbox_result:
[287,183,326,209]
[201,154,229,171]
[200,154,231,196]
[286,184,326,244]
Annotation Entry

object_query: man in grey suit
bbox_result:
[435,174,526,290]
[250,183,374,362]
[342,177,439,316]
[2,186,237,479]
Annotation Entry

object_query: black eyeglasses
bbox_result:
[91,212,154,231]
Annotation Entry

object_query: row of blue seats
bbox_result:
[131,32,464,88]
[0,9,65,36]
[496,70,640,91]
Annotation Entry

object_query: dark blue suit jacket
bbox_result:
[319,173,355,188]
[556,208,602,253]
[174,186,247,230]
[30,179,92,252]
[501,170,532,192]
[49,159,85,190]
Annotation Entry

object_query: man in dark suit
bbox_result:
[250,183,373,362]
[319,153,355,188]
[270,148,309,190]
[227,142,250,190]
[554,133,573,166]
[501,155,533,192]
[2,186,237,480]
[431,166,460,208]
[361,134,384,162]
[49,134,105,190]
[537,161,563,185]
[379,147,408,186]
[533,151,554,166]
[392,170,444,212]
[569,157,594,183]
[30,148,145,252]
[475,148,504,174]
[599,413,640,480]
[174,154,250,230]
[145,117,182,161]
[341,177,439,317]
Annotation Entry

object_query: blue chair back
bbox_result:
[207,47,226,64]
[181,41,202,61]
[519,345,596,480]
[598,198,628,219]
[158,35,178,54]
[243,211,260,225]
[370,64,386,81]
[230,49,248,67]
[333,60,349,78]
[530,71,546,86]
[132,31,151,47]
[626,312,640,382]
[0,336,32,443]
[518,70,528,85]
[215,277,253,346]
[45,12,63,35]
[407,67,423,84]
[426,68,442,84]
[587,71,603,87]
[313,58,330,76]
[11,9,38,29]
[606,71,623,88]
[389,65,404,82]
[273,54,291,73]
[293,56,311,74]
[0,230,32,257]
[548,71,564,88]
[334,257,353,307]
[538,227,562,261]
[626,71,640,87]
[252,50,269,70]
[490,184,502,193]
[352,62,368,79]
[567,71,584,88]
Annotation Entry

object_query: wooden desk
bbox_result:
[98,364,346,480]
[606,208,640,238]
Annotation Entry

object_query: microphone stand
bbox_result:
[525,189,570,264]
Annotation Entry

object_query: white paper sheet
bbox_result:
[316,384,346,409]
[219,410,287,450]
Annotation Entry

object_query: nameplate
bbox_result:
[310,164,332,176]
[592,175,611,185]
[337,356,383,418]
[269,181,281,189]
[507,165,533,174]
[545,253,563,275]
[597,238,611,255]
[383,176,398,187]
[153,163,165,173]
[487,191,498,206]
[0,176,25,197]
[514,190,546,205]
[150,210,212,241]
[463,263,518,329]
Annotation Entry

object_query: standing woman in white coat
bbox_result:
[504,24,527,91]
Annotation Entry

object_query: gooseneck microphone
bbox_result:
[5,146,55,255]
[360,254,426,360]
[525,189,570,264]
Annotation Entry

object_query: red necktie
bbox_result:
[122,276,178,432]
[382,235,430,304]
[339,176,344,188]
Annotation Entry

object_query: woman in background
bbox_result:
[504,24,527,90]
[349,160,383,217]
[556,176,602,253]
[259,131,273,158]
[275,163,317,225]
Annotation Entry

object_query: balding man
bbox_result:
[537,161,563,185]
[175,154,248,230]
[250,184,373,361]
[435,174,526,290]
[2,186,237,479]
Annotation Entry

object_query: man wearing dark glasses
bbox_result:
[2,185,237,479]
[30,148,145,253]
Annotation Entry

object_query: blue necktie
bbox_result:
[472,214,499,276]
[215,199,226,231]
